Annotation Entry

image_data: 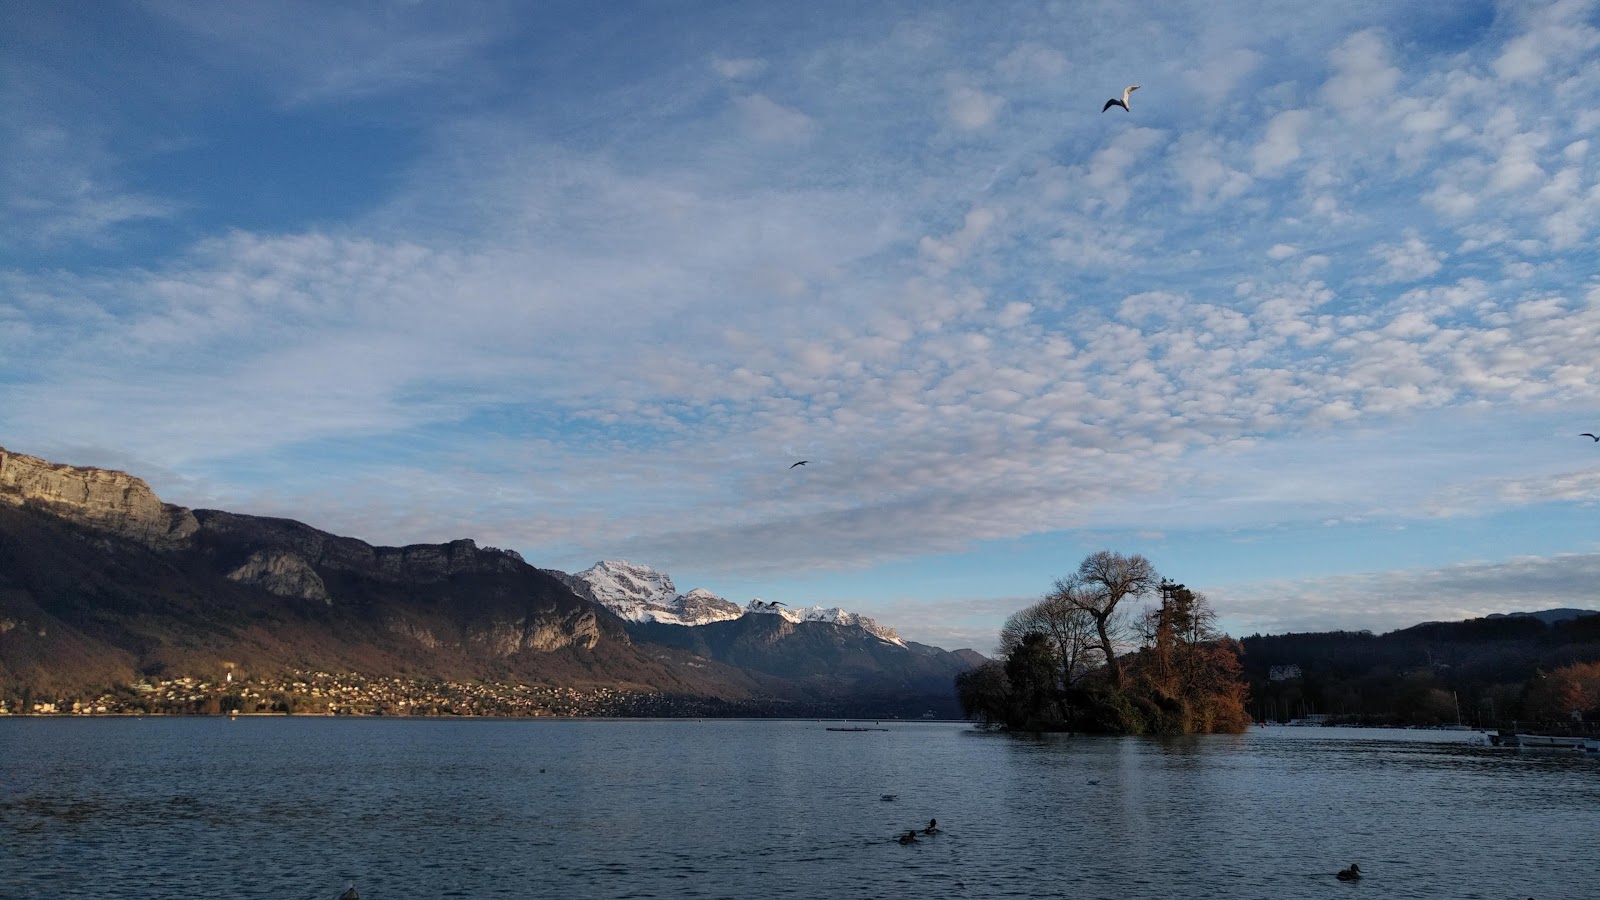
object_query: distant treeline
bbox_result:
[1241,613,1600,727]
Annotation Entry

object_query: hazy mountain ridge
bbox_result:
[1483,608,1599,625]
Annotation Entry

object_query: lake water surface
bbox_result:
[2,719,1595,899]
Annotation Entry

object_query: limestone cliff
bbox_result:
[467,610,602,655]
[0,446,198,548]
[226,549,331,604]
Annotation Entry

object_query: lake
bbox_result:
[1,719,1595,899]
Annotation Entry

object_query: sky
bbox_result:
[3,0,1599,654]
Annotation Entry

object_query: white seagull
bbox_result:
[1102,85,1139,113]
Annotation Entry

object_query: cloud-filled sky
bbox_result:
[4,0,1598,652]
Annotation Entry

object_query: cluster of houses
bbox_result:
[2,670,663,718]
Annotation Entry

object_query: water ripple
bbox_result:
[1,720,1596,899]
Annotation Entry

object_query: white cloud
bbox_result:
[997,42,1067,80]
[1492,0,1600,83]
[1322,29,1401,116]
[1078,127,1165,212]
[1253,109,1311,175]
[1487,131,1548,193]
[735,94,817,143]
[946,83,1004,130]
[1169,134,1252,208]
[713,57,767,80]
[1184,48,1262,106]
[0,116,175,249]
[919,206,1003,275]
[144,0,507,106]
[1370,231,1443,282]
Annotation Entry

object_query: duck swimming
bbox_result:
[922,818,939,834]
[898,830,920,844]
[1337,863,1361,881]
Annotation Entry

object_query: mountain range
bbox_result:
[0,445,981,717]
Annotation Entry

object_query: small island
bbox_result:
[956,551,1252,735]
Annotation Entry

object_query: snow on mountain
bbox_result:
[744,600,904,646]
[574,560,743,626]
[572,560,904,644]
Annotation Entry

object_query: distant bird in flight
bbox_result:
[790,460,809,468]
[1582,433,1599,441]
[1102,85,1139,112]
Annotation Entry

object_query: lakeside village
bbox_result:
[0,670,747,719]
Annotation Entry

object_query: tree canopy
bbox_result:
[958,551,1251,735]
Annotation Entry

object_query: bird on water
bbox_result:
[790,460,809,468]
[1336,863,1361,881]
[922,818,939,834]
[340,887,359,900]
[1102,85,1139,112]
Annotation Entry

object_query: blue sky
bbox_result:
[4,0,1599,653]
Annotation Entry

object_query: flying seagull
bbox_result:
[1582,434,1599,441]
[1102,85,1139,112]
[790,460,809,468]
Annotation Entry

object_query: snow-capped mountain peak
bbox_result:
[572,561,904,644]
[744,600,904,646]
[575,560,743,626]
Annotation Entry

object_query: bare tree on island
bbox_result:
[1059,550,1158,689]
[998,590,1099,691]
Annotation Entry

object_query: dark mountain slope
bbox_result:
[1,444,977,715]
[0,499,754,703]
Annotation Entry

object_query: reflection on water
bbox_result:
[1,720,1595,899]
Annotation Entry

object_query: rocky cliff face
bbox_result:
[0,447,198,548]
[226,549,331,604]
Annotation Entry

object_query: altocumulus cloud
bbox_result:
[3,0,1599,645]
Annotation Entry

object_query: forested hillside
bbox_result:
[1241,613,1600,726]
